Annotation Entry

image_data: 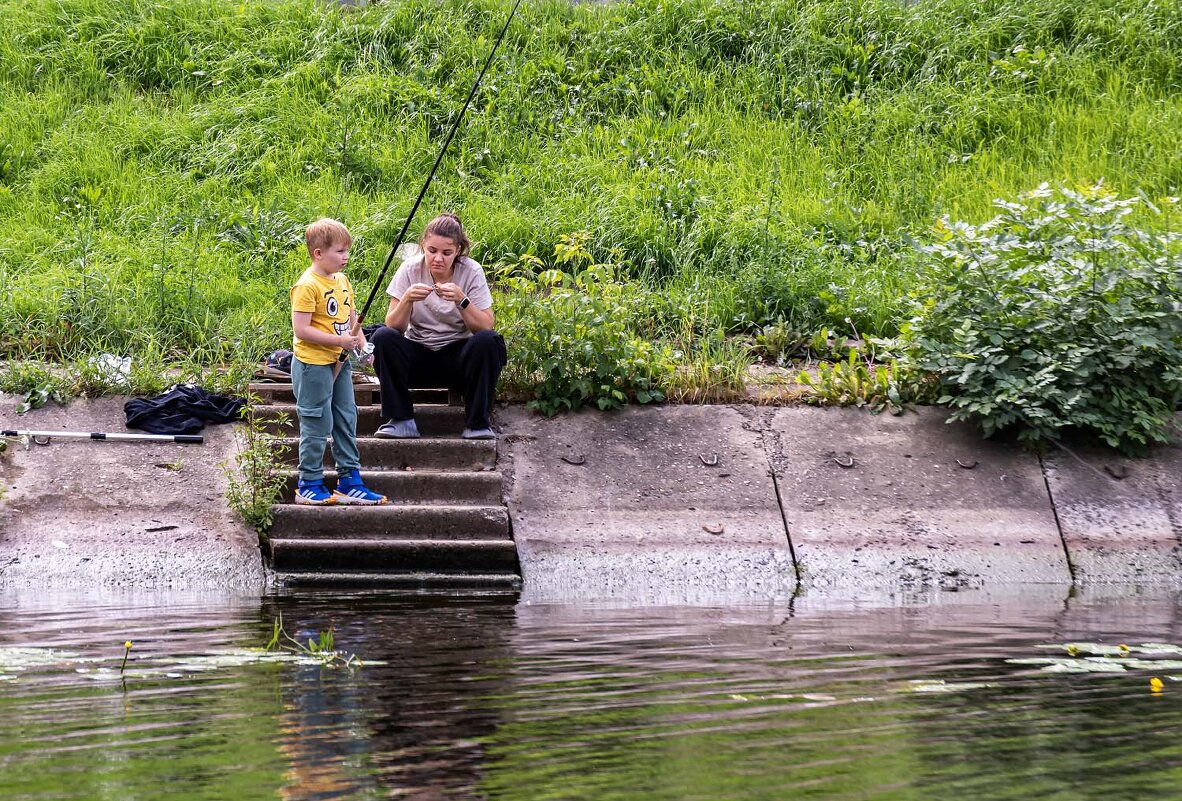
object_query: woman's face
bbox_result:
[422,234,459,282]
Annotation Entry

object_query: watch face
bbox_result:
[459,297,470,309]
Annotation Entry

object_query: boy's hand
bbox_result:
[404,283,434,303]
[339,332,362,350]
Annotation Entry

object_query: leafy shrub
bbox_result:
[498,235,671,416]
[903,184,1182,452]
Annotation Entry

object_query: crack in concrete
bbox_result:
[752,407,801,586]
[1039,453,1077,583]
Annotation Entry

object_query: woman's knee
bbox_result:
[467,330,507,362]
[370,325,404,353]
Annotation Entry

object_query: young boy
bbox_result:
[290,218,387,506]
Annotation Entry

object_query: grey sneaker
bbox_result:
[375,419,420,439]
[461,427,496,440]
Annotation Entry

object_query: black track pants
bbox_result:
[371,327,507,430]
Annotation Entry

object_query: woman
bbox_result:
[371,212,507,439]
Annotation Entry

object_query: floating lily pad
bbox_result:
[908,680,993,693]
[1007,657,1129,672]
[1133,643,1182,656]
[1114,659,1182,671]
[149,649,386,672]
[1035,643,1128,657]
[0,647,83,671]
[1056,661,1126,673]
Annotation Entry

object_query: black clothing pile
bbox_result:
[124,384,246,435]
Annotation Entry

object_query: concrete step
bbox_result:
[269,538,520,572]
[255,403,466,437]
[248,382,459,407]
[279,470,502,506]
[269,504,510,540]
[275,571,522,590]
[271,437,496,471]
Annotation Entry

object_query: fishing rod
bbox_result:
[353,0,526,330]
[0,429,203,444]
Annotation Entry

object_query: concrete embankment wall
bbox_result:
[0,395,1178,594]
[499,406,1182,598]
[0,395,265,589]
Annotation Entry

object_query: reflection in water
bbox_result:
[263,593,517,800]
[0,586,1181,799]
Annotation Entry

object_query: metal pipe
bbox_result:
[0,429,203,444]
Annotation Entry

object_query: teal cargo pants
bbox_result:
[291,357,360,483]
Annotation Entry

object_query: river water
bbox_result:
[2,585,1181,799]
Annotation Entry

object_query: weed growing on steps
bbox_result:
[223,400,288,536]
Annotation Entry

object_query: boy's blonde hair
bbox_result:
[305,218,352,257]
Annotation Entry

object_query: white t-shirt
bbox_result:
[386,255,494,351]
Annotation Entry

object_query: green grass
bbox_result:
[0,0,1178,398]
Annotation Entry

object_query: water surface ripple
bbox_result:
[1,587,1180,799]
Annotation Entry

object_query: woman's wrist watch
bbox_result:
[458,296,470,310]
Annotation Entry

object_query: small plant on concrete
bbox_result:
[0,362,69,413]
[798,348,931,414]
[224,401,288,535]
[904,184,1182,452]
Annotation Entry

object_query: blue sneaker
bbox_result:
[333,470,389,505]
[295,479,337,506]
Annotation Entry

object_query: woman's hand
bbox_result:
[433,282,464,304]
[403,283,434,303]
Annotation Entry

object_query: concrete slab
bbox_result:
[0,395,265,589]
[770,407,1070,589]
[1043,431,1182,585]
[499,405,795,598]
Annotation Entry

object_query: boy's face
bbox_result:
[313,241,350,275]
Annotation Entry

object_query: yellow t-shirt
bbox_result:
[290,267,353,365]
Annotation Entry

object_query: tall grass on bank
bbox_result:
[0,0,1178,397]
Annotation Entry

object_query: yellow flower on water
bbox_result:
[1118,643,1130,655]
[124,641,132,650]
[1066,645,1079,657]
[1150,677,1164,693]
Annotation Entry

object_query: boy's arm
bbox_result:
[292,311,359,350]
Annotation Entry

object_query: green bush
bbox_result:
[903,184,1182,452]
[497,236,670,416]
